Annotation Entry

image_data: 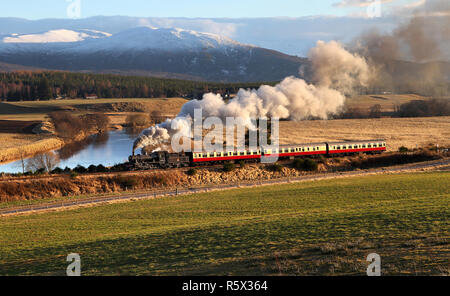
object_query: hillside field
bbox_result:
[0,94,449,163]
[0,172,448,276]
[0,98,188,121]
[280,116,450,151]
[345,94,431,113]
[0,98,188,163]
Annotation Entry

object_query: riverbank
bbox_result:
[0,98,187,165]
[0,137,64,164]
[0,125,128,166]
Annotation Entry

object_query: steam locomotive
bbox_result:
[128,140,386,170]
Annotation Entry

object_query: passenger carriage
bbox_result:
[130,139,387,169]
[327,140,386,155]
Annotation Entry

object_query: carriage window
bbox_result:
[368,144,372,148]
[240,152,245,156]
[337,146,341,150]
[362,145,366,148]
[203,154,208,158]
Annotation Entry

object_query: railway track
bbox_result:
[1,157,449,217]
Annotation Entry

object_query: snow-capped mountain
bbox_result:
[2,29,111,43]
[78,27,245,51]
[0,29,112,54]
[0,27,306,82]
[0,27,248,52]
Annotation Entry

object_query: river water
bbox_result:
[0,130,137,174]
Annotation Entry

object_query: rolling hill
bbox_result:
[0,27,307,82]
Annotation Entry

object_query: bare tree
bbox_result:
[49,111,86,139]
[94,113,110,132]
[126,114,150,128]
[150,110,163,124]
[18,149,26,174]
[369,104,382,118]
[26,152,60,173]
[85,113,111,133]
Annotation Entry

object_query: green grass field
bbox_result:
[0,172,448,276]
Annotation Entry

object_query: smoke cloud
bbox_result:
[353,0,450,94]
[133,41,371,152]
[133,1,450,153]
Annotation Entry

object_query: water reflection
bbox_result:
[124,126,145,137]
[58,133,110,160]
[0,130,135,173]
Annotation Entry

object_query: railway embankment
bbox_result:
[0,149,447,203]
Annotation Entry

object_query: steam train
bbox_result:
[128,140,387,170]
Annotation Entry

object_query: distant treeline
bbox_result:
[396,99,450,117]
[0,71,277,101]
[339,99,450,119]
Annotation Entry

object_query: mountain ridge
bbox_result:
[0,27,307,82]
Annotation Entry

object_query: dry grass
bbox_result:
[0,136,63,164]
[0,171,182,202]
[279,116,450,151]
[1,149,444,202]
[0,98,187,163]
[346,94,430,113]
[5,97,187,112]
[0,98,188,122]
[0,133,49,149]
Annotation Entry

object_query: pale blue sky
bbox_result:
[0,0,413,19]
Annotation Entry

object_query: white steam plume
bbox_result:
[133,40,371,152]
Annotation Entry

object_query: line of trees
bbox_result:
[396,99,450,117]
[49,111,110,139]
[0,71,275,101]
[338,99,450,119]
